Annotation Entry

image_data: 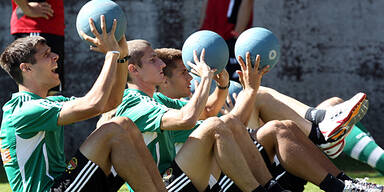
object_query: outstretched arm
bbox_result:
[161,49,215,130]
[230,53,269,125]
[58,16,127,125]
[199,69,229,119]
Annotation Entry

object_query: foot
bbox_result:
[344,178,384,192]
[318,93,368,142]
[319,123,355,159]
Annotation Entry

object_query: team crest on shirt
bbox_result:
[66,157,78,170]
[162,168,175,186]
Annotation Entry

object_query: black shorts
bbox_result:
[217,129,307,192]
[163,161,210,192]
[50,150,124,192]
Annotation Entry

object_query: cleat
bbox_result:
[344,178,384,192]
[319,125,353,159]
[318,93,368,142]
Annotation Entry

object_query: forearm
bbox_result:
[85,52,120,110]
[58,52,120,125]
[230,89,257,125]
[161,75,213,130]
[200,87,228,119]
[104,58,128,111]
[14,0,29,10]
[234,0,254,34]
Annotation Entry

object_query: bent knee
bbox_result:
[203,117,232,137]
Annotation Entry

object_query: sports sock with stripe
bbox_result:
[343,122,384,175]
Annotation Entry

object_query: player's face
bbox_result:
[166,60,193,98]
[138,46,166,85]
[29,43,60,90]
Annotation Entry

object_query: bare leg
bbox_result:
[79,117,165,192]
[253,86,313,136]
[220,114,274,186]
[255,120,341,186]
[175,117,260,192]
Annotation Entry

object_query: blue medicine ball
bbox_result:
[235,27,280,70]
[228,80,243,105]
[182,30,229,75]
[76,0,127,43]
[189,73,217,95]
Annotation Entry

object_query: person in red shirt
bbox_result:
[11,0,65,94]
[200,0,254,82]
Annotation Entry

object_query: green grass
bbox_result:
[1,155,383,191]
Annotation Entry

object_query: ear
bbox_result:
[127,64,138,73]
[20,63,32,72]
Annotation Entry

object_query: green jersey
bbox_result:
[0,91,73,192]
[115,89,201,174]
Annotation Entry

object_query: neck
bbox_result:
[127,81,156,97]
[18,83,48,98]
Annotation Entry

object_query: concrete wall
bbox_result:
[0,0,383,158]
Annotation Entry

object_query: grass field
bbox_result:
[1,155,383,192]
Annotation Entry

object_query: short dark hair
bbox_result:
[0,36,46,84]
[155,48,182,78]
[126,40,151,82]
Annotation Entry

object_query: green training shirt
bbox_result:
[0,91,73,192]
[115,89,201,174]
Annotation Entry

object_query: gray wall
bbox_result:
[0,0,383,158]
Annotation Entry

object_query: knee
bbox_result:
[99,117,140,140]
[204,117,233,138]
[262,120,290,136]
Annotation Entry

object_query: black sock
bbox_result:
[264,179,285,192]
[336,172,352,181]
[305,107,326,124]
[252,185,267,192]
[308,124,327,144]
[319,173,345,192]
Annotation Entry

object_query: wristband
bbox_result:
[217,81,230,89]
[117,55,131,63]
[108,51,120,56]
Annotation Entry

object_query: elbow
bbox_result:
[179,118,198,130]
[103,98,122,112]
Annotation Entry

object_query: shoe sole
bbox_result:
[327,93,368,141]
[329,99,369,141]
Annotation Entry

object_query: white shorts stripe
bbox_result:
[167,173,190,192]
[75,164,99,192]
[368,147,384,168]
[65,161,98,192]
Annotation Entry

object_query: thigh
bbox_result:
[175,117,223,191]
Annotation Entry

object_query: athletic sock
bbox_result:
[319,173,345,192]
[252,185,267,192]
[336,172,352,181]
[308,124,327,145]
[343,122,384,175]
[264,179,285,192]
[305,107,326,125]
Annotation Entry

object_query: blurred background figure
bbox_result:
[200,0,254,82]
[11,0,65,94]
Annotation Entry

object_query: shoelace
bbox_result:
[345,178,384,191]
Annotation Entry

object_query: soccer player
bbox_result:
[115,39,292,192]
[0,17,166,192]
[154,47,383,192]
